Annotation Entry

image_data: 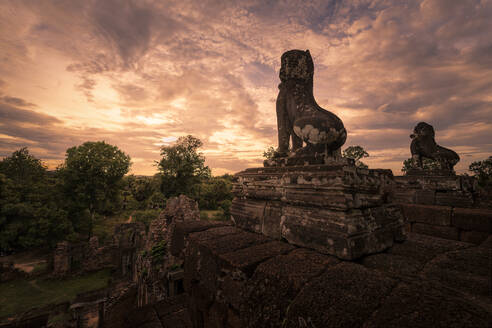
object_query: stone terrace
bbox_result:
[111,220,491,328]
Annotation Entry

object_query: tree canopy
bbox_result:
[58,141,131,235]
[469,156,492,187]
[343,145,369,168]
[157,135,211,197]
[0,148,72,253]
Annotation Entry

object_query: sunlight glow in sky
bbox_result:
[0,0,491,175]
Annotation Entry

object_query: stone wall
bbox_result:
[393,175,478,207]
[394,175,491,244]
[134,195,205,307]
[52,223,146,278]
[164,220,491,328]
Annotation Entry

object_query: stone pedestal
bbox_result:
[231,163,406,260]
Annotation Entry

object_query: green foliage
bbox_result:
[200,211,213,220]
[469,156,492,187]
[218,199,232,217]
[150,240,167,264]
[58,141,131,236]
[343,145,369,168]
[168,263,182,271]
[401,157,440,173]
[127,175,154,202]
[148,192,166,209]
[263,146,276,160]
[195,176,233,210]
[157,135,211,197]
[0,148,46,185]
[92,213,129,244]
[0,149,73,253]
[0,269,111,318]
[133,209,160,230]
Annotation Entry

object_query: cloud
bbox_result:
[0,96,36,108]
[0,0,490,175]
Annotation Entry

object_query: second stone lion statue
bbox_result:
[410,122,460,172]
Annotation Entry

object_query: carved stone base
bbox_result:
[264,153,352,167]
[231,164,406,260]
[405,168,456,177]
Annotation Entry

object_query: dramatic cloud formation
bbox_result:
[0,0,491,175]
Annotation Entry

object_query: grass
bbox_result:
[30,262,49,275]
[200,210,221,220]
[0,269,111,319]
[92,213,131,243]
[92,209,161,241]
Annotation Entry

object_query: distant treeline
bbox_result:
[0,136,233,254]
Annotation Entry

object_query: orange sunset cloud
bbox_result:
[0,0,491,175]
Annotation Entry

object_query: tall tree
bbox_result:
[0,148,71,253]
[343,145,369,168]
[157,135,210,197]
[58,141,131,235]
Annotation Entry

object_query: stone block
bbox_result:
[421,246,491,298]
[479,235,492,249]
[435,191,474,207]
[241,249,339,328]
[280,204,405,259]
[415,190,435,205]
[361,253,423,277]
[262,201,282,239]
[219,241,295,277]
[284,186,350,210]
[412,223,460,241]
[452,208,492,233]
[388,232,471,263]
[364,281,490,328]
[170,222,231,256]
[226,308,242,328]
[393,189,416,204]
[400,204,452,226]
[460,230,489,244]
[184,230,269,295]
[283,263,397,328]
[230,198,265,233]
[232,165,405,260]
[433,176,462,191]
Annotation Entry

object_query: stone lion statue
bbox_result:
[275,49,346,158]
[410,122,460,172]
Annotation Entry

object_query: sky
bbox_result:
[0,0,491,176]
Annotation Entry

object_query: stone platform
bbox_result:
[231,163,406,260]
[180,222,490,328]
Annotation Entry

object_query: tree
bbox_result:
[0,148,72,253]
[469,156,492,187]
[401,157,440,173]
[58,141,131,236]
[343,145,369,168]
[130,176,154,202]
[157,135,210,197]
[263,146,276,161]
[195,176,233,210]
[0,147,46,188]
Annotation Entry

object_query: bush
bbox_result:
[150,240,167,264]
[133,210,160,230]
